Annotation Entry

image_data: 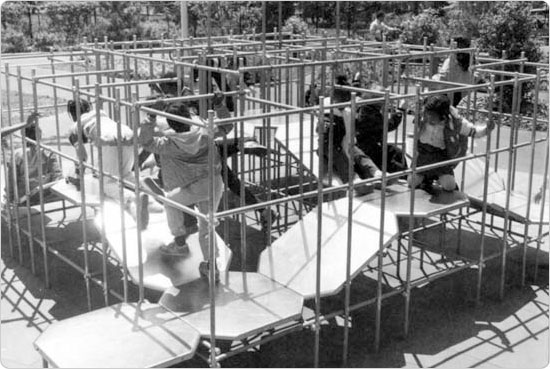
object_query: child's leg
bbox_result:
[438,174,457,191]
[196,176,223,261]
[351,146,379,179]
[164,190,189,246]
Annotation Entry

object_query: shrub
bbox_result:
[283,16,309,35]
[33,31,66,51]
[1,29,29,53]
[478,2,542,114]
[478,2,541,63]
[401,8,448,46]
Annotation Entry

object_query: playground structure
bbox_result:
[1,10,549,368]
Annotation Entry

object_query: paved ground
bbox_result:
[1,196,548,368]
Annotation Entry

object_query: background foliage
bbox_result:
[1,1,546,64]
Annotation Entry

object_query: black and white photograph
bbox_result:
[0,1,548,367]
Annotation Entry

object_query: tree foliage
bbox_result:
[478,2,541,62]
[401,8,448,46]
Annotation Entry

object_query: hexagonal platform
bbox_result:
[96,201,232,291]
[258,197,400,299]
[471,190,549,224]
[34,302,200,368]
[360,183,470,218]
[159,272,304,341]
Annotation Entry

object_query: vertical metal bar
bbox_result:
[336,2,341,52]
[511,51,526,190]
[133,35,139,74]
[207,110,218,368]
[49,53,62,172]
[374,89,391,353]
[94,84,111,306]
[298,62,305,206]
[421,37,428,79]
[342,93,357,366]
[499,73,520,300]
[238,73,248,272]
[73,81,93,311]
[314,96,325,368]
[18,66,35,274]
[4,64,22,262]
[31,69,51,288]
[404,86,421,337]
[476,75,496,304]
[114,88,129,304]
[132,98,146,303]
[265,65,274,240]
[494,50,506,171]
[521,69,540,286]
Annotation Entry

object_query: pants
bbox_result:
[165,175,223,261]
[99,145,134,202]
[408,142,456,191]
[358,142,408,176]
[320,145,380,183]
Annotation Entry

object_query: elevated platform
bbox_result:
[96,201,232,291]
[258,196,400,299]
[473,190,548,225]
[360,183,470,218]
[34,302,200,368]
[160,272,303,341]
[457,158,548,225]
[49,175,120,208]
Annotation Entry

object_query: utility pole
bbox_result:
[180,1,188,39]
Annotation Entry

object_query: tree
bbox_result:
[478,2,541,62]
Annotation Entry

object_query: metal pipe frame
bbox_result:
[1,32,548,369]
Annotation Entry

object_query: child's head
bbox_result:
[453,36,471,72]
[423,94,451,124]
[165,102,191,133]
[24,112,41,142]
[376,11,385,21]
[67,99,92,122]
[333,74,351,105]
[151,72,181,96]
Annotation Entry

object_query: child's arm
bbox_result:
[452,107,495,138]
[212,91,233,137]
[68,125,89,164]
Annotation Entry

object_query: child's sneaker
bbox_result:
[160,241,190,256]
[199,261,220,284]
[354,183,374,197]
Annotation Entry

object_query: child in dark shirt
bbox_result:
[408,94,495,192]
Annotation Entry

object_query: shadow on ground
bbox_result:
[1,201,548,368]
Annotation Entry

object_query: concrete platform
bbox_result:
[96,201,232,292]
[160,272,303,341]
[258,196,400,299]
[34,302,200,368]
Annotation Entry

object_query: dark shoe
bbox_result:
[354,183,374,197]
[66,175,81,191]
[160,241,190,256]
[259,208,279,229]
[418,181,436,195]
[199,261,220,284]
[243,141,268,156]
